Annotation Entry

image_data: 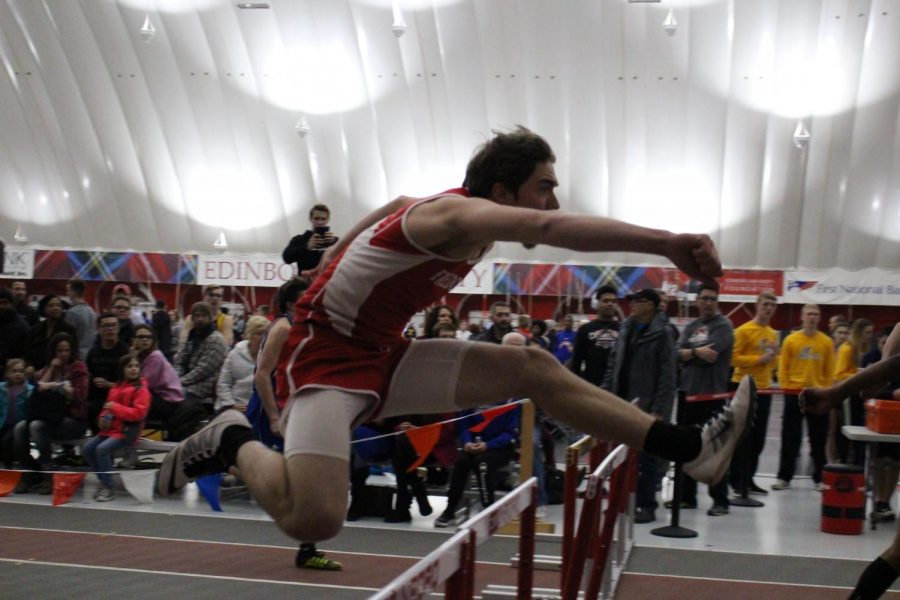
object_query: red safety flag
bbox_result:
[0,470,21,497]
[469,403,519,434]
[52,473,86,506]
[404,424,442,473]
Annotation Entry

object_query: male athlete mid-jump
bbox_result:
[159,127,755,543]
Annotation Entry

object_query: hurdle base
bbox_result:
[481,584,570,599]
[499,518,556,535]
[511,553,561,571]
[650,524,698,538]
[730,496,764,508]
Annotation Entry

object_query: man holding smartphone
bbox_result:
[282,204,340,276]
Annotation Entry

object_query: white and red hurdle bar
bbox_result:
[372,442,637,600]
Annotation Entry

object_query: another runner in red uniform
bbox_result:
[159,127,755,544]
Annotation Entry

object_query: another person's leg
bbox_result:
[775,394,803,488]
[439,452,476,522]
[806,411,829,487]
[94,436,127,490]
[849,520,900,599]
[746,392,772,492]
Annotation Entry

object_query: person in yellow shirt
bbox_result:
[729,291,779,496]
[772,303,834,491]
[830,318,874,464]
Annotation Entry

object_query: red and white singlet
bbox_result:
[278,189,485,412]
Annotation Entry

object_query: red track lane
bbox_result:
[0,527,560,593]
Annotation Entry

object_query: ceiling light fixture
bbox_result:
[793,120,810,149]
[237,3,270,8]
[139,14,156,42]
[295,115,310,138]
[14,223,28,243]
[213,231,229,250]
[391,1,407,38]
[663,9,677,36]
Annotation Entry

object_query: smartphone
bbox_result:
[314,226,330,235]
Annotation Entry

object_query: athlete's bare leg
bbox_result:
[234,445,348,542]
[453,343,657,449]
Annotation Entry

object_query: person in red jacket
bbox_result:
[83,354,151,502]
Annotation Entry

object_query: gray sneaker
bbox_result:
[157,410,250,497]
[95,486,115,502]
[118,448,138,469]
[683,376,756,485]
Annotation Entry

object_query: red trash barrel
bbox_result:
[821,464,865,535]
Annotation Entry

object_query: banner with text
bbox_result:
[784,269,900,306]
[0,248,34,279]
[449,262,494,295]
[198,254,298,288]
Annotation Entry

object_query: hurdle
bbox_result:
[561,436,610,578]
[373,477,538,600]
[560,443,637,600]
[370,528,476,600]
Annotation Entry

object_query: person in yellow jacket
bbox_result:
[772,303,834,491]
[729,291,779,496]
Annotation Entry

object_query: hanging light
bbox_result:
[793,120,810,149]
[213,231,229,250]
[13,223,28,243]
[139,14,156,42]
[391,1,407,38]
[662,9,677,36]
[294,115,310,138]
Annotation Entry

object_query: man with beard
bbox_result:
[10,281,38,327]
[179,286,234,348]
[572,285,620,387]
[472,301,513,344]
[175,302,229,410]
[0,288,30,366]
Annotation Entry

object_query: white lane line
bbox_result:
[0,525,509,565]
[627,571,855,591]
[0,557,380,592]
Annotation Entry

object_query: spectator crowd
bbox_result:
[1,274,896,532]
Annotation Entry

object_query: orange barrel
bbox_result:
[821,464,865,535]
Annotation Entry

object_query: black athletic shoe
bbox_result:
[873,502,896,523]
[747,481,769,496]
[157,410,249,496]
[634,507,656,524]
[384,509,413,523]
[664,499,697,510]
[434,513,454,528]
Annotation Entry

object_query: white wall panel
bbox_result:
[0,0,895,273]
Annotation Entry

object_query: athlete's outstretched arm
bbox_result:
[300,196,416,279]
[801,324,900,414]
[408,196,722,286]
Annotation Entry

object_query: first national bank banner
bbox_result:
[784,269,900,306]
[198,254,297,288]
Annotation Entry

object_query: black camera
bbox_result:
[314,226,330,235]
